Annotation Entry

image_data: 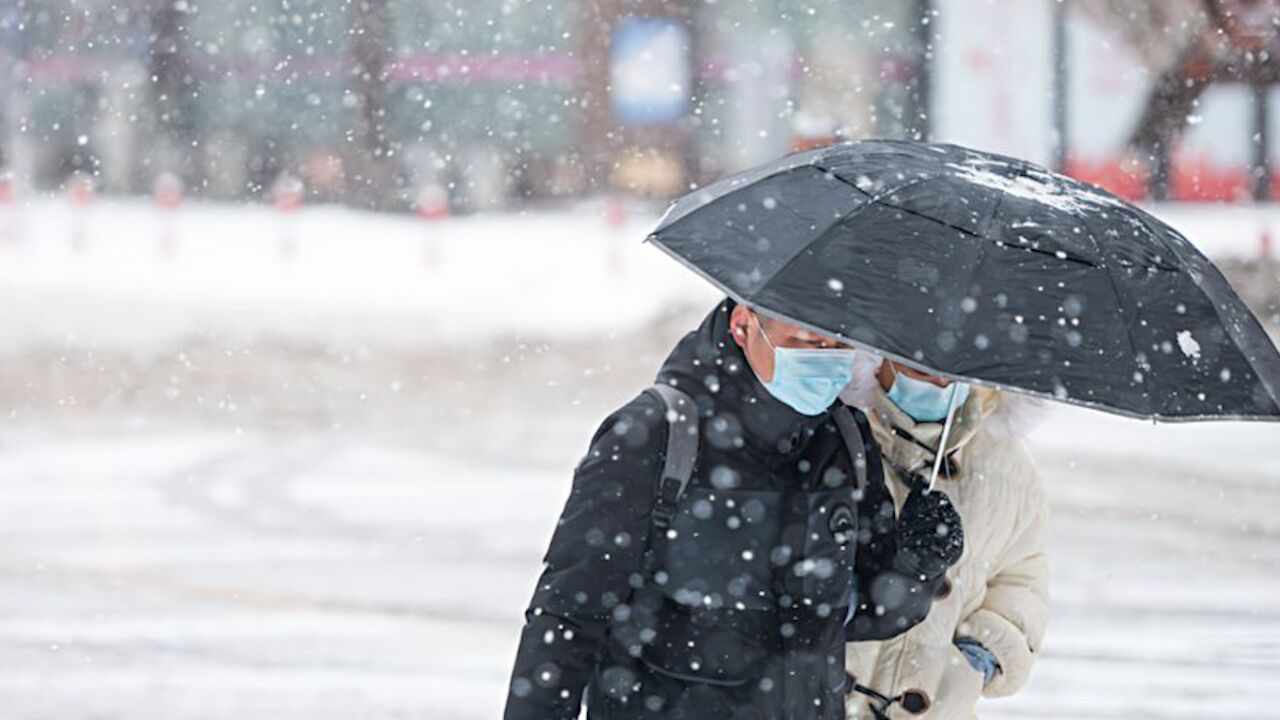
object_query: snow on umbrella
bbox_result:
[648,140,1280,421]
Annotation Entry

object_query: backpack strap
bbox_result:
[832,404,870,493]
[644,383,699,529]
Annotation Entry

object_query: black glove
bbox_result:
[893,483,964,581]
[848,470,966,641]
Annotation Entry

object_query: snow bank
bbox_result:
[0,196,1273,352]
[0,197,719,352]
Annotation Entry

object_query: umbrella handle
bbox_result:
[927,390,961,492]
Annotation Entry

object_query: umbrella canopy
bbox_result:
[649,140,1280,421]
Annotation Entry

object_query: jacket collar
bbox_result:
[727,339,832,454]
[866,384,984,479]
[655,299,831,456]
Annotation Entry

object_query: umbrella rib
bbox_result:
[653,164,840,283]
[813,163,939,209]
[1076,210,1154,417]
[884,196,1103,266]
[1124,206,1280,411]
[1002,239,1098,267]
[657,152,838,233]
[752,182,881,301]
[817,166,1100,268]
[816,167,989,241]
[876,196,1102,267]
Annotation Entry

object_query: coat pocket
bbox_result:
[888,643,984,720]
[781,486,858,609]
[927,644,985,720]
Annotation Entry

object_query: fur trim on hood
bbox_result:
[839,351,1050,439]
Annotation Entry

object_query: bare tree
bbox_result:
[1074,0,1278,199]
[1073,0,1207,72]
[148,0,204,191]
[345,0,399,210]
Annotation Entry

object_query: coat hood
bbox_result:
[839,351,1050,443]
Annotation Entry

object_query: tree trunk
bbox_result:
[345,0,399,210]
[149,0,203,192]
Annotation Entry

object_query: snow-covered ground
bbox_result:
[0,407,1276,719]
[0,196,1276,352]
[1,199,1278,718]
[0,197,719,351]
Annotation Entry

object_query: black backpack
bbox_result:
[643,382,874,529]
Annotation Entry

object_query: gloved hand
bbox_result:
[893,484,964,581]
[955,637,1000,685]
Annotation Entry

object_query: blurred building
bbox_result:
[0,0,1273,209]
[0,0,583,208]
[932,0,1279,202]
[0,0,935,209]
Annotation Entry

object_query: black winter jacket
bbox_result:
[504,300,947,720]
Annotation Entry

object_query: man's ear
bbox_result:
[875,359,896,391]
[729,305,751,348]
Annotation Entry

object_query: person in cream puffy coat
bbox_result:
[841,356,1050,720]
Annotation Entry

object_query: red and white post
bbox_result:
[272,173,304,262]
[152,172,184,258]
[67,173,94,254]
[0,172,15,248]
[415,183,449,268]
[603,195,628,278]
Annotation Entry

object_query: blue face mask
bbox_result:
[887,370,971,423]
[753,314,857,416]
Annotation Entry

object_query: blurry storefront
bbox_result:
[19,1,1268,210]
[1,0,937,208]
[933,0,1278,203]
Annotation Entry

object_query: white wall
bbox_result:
[1065,10,1151,161]
[933,0,1055,165]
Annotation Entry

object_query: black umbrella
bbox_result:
[648,140,1280,421]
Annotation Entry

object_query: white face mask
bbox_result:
[753,313,857,416]
[886,370,971,423]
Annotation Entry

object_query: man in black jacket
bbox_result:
[505,299,962,720]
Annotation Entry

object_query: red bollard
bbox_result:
[604,196,627,278]
[0,174,14,248]
[67,174,94,254]
[272,174,304,262]
[415,184,449,267]
[604,195,628,229]
[152,172,184,258]
[1261,226,1273,261]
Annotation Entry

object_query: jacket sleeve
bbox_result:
[845,412,955,643]
[846,470,949,642]
[503,393,666,720]
[960,469,1050,698]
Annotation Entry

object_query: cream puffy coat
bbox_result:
[842,381,1050,720]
